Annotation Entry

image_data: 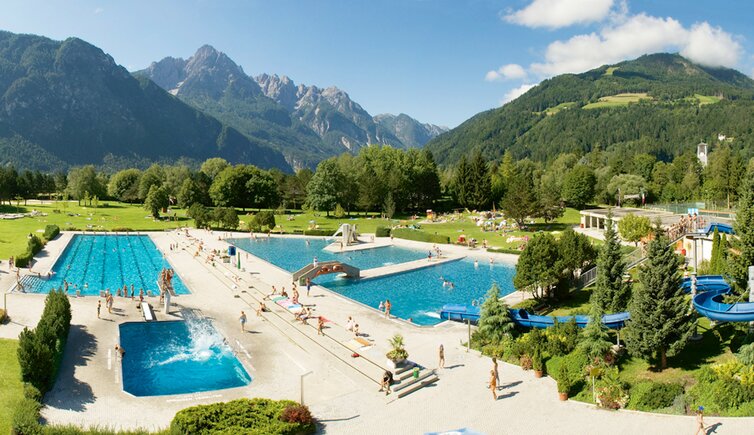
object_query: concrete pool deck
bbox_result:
[1,230,752,434]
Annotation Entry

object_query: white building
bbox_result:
[697,142,708,167]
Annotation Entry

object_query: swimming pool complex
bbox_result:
[24,234,189,296]
[230,237,516,326]
[119,318,251,396]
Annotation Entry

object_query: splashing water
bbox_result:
[148,315,232,368]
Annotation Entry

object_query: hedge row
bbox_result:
[43,225,60,241]
[486,247,522,255]
[170,398,315,435]
[390,227,449,244]
[14,225,60,268]
[302,229,333,237]
[375,226,391,237]
[17,289,71,394]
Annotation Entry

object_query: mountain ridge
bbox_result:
[425,53,754,165]
[138,46,446,168]
[0,31,291,172]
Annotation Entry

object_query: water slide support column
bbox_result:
[749,266,754,333]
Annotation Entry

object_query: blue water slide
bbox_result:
[439,305,630,329]
[440,275,754,327]
[703,222,735,235]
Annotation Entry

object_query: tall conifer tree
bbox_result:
[591,211,631,313]
[728,172,754,292]
[624,226,695,369]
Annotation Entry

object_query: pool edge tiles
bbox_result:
[119,320,252,397]
[24,233,191,296]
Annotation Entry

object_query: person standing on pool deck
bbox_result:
[384,300,392,319]
[97,300,101,319]
[438,344,445,369]
[492,357,500,386]
[695,406,706,435]
[306,278,312,297]
[239,311,247,332]
[489,369,497,400]
[317,316,325,336]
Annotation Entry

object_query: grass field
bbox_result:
[542,101,578,116]
[0,338,22,435]
[684,94,722,106]
[0,202,585,260]
[583,93,653,109]
[0,201,189,260]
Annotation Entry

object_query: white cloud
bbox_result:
[501,83,537,105]
[485,63,527,81]
[93,7,104,15]
[681,22,742,68]
[505,0,614,29]
[529,14,742,76]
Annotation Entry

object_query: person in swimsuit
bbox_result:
[489,369,497,400]
[438,344,445,369]
[239,311,247,332]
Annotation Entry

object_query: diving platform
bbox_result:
[292,260,360,285]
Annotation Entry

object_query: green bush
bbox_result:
[690,366,754,414]
[43,225,60,241]
[11,397,42,435]
[17,290,71,394]
[303,229,332,236]
[23,383,42,402]
[28,235,44,255]
[628,382,684,411]
[375,226,391,237]
[170,398,315,435]
[391,227,449,244]
[14,250,33,268]
[251,210,276,231]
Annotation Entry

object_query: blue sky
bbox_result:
[1,0,752,127]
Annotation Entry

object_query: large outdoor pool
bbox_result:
[229,236,425,272]
[24,234,189,296]
[328,258,515,325]
[119,319,251,396]
[231,236,516,325]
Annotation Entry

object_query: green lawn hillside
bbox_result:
[426,53,754,165]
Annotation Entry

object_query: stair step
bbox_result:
[393,370,435,392]
[397,375,439,398]
[397,367,424,381]
[394,363,417,376]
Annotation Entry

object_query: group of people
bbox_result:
[377,299,392,319]
[345,316,361,337]
[667,213,707,241]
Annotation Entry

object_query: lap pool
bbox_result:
[231,236,516,326]
[119,318,251,396]
[24,234,189,296]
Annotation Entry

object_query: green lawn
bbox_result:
[684,94,722,106]
[0,338,23,435]
[542,101,577,116]
[583,93,653,109]
[0,201,190,259]
[0,203,586,260]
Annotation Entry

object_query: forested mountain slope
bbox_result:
[0,31,290,172]
[426,53,754,165]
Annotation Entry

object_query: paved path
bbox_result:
[1,230,752,434]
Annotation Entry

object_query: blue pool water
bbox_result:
[120,319,251,396]
[27,234,189,296]
[327,259,516,325]
[231,236,516,326]
[228,237,425,272]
